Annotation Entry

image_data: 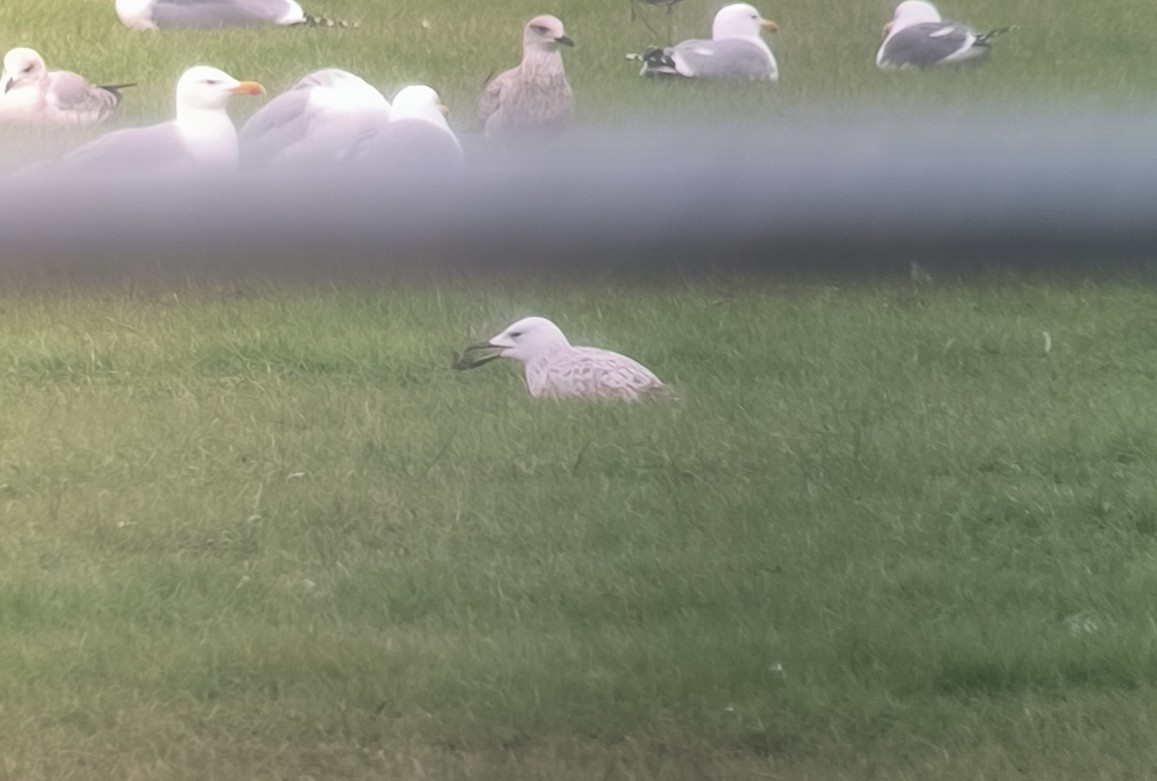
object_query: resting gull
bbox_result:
[115,0,350,29]
[628,3,778,80]
[362,85,464,170]
[0,47,132,126]
[453,316,667,401]
[876,1,1008,69]
[238,68,390,169]
[478,15,574,143]
[52,66,264,173]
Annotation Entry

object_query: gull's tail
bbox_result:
[301,14,359,28]
[97,83,136,104]
[625,48,680,77]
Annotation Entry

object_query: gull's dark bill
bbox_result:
[451,343,502,371]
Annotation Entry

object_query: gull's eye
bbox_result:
[22,65,33,73]
[204,79,219,86]
[530,25,548,34]
[509,331,523,338]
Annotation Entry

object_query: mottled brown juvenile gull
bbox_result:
[52,66,264,173]
[115,0,348,29]
[238,69,390,169]
[876,1,1008,69]
[362,85,463,170]
[628,3,778,80]
[477,15,574,143]
[454,316,667,401]
[0,48,132,126]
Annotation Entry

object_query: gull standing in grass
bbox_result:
[453,317,667,401]
[0,47,133,126]
[362,85,463,169]
[238,69,390,169]
[628,3,778,80]
[876,1,1009,69]
[477,15,574,143]
[629,0,684,45]
[115,0,350,29]
[50,66,264,173]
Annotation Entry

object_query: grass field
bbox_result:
[3,0,1157,777]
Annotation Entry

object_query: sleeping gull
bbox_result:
[115,0,350,29]
[453,316,667,401]
[51,66,264,173]
[238,68,390,169]
[628,3,778,80]
[876,1,1009,69]
[0,47,133,126]
[478,15,574,143]
[362,85,464,170]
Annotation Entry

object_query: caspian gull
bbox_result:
[238,69,390,169]
[453,316,667,401]
[876,1,1008,69]
[478,15,574,143]
[115,0,349,29]
[0,47,132,126]
[628,3,778,80]
[53,66,264,173]
[362,85,463,170]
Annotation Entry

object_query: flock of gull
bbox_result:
[0,0,1005,399]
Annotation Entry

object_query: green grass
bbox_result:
[2,0,1157,166]
[3,0,1157,776]
[0,278,1154,777]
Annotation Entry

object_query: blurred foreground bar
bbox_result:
[2,109,1156,280]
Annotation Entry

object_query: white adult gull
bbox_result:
[115,0,349,29]
[238,68,390,169]
[454,316,667,401]
[876,1,1009,69]
[362,85,464,170]
[478,15,574,143]
[53,66,264,173]
[0,47,133,126]
[629,3,778,80]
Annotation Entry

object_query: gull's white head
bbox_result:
[712,4,778,40]
[482,316,571,363]
[391,85,449,125]
[2,48,48,94]
[885,1,942,35]
[522,15,575,54]
[175,65,264,113]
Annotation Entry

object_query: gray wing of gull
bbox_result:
[239,71,388,168]
[669,38,776,79]
[877,22,980,68]
[362,119,464,171]
[59,122,191,172]
[141,0,300,27]
[45,71,121,122]
[239,88,319,167]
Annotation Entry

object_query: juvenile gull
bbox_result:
[876,1,1008,69]
[0,47,132,126]
[53,66,264,173]
[115,0,349,29]
[239,69,390,169]
[362,85,463,170]
[454,316,667,401]
[628,3,778,80]
[477,15,574,143]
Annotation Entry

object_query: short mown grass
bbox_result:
[0,277,1156,777]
